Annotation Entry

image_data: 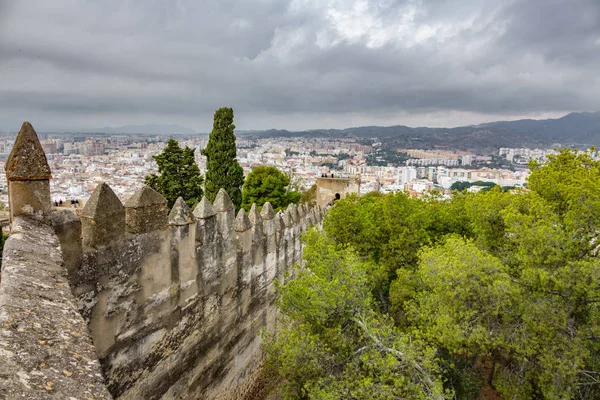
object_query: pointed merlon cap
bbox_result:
[260,202,275,220]
[193,196,217,219]
[283,209,293,227]
[169,197,194,225]
[249,203,262,226]
[275,213,286,231]
[297,203,306,217]
[235,208,252,232]
[125,185,167,208]
[287,203,299,223]
[213,188,234,212]
[6,121,52,181]
[82,182,124,218]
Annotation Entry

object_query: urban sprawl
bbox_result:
[0,134,584,207]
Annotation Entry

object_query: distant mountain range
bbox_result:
[83,124,198,135]
[239,111,600,151]
[29,111,600,151]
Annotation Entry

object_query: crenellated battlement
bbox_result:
[68,182,322,399]
[0,122,324,400]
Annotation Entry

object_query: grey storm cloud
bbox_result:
[0,0,599,131]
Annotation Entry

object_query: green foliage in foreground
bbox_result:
[144,139,204,209]
[241,166,300,211]
[265,149,600,399]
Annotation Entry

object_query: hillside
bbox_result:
[240,112,600,151]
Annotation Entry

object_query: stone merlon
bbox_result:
[193,196,216,219]
[5,122,53,220]
[168,197,194,226]
[235,208,252,232]
[260,202,275,220]
[125,185,168,234]
[81,182,125,248]
[5,122,51,181]
[213,188,234,212]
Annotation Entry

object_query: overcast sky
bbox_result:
[0,0,599,132]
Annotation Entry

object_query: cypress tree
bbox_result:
[202,107,244,208]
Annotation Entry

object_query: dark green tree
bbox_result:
[144,139,204,209]
[241,166,300,211]
[202,107,244,208]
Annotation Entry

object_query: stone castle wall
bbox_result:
[69,185,322,400]
[0,216,112,399]
[0,122,324,400]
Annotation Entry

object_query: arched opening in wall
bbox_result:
[334,193,341,202]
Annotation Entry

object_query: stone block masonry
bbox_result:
[0,216,111,399]
[71,185,322,399]
[0,122,324,400]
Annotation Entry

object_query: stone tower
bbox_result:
[315,176,361,207]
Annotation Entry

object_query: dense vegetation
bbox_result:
[145,138,204,208]
[449,181,516,193]
[264,149,600,399]
[241,166,300,212]
[147,107,303,211]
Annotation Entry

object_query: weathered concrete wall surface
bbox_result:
[69,189,323,400]
[0,216,112,399]
[316,177,361,207]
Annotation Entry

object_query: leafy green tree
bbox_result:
[450,180,497,192]
[241,166,300,211]
[202,107,244,208]
[267,148,600,399]
[450,180,471,191]
[264,229,447,400]
[144,139,204,209]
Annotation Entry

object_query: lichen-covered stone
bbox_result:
[235,208,252,232]
[213,188,234,212]
[260,202,275,220]
[51,210,82,279]
[193,196,217,219]
[215,190,235,237]
[5,122,53,220]
[81,182,125,248]
[0,216,111,399]
[248,204,262,226]
[7,180,51,220]
[168,197,194,226]
[287,203,299,223]
[248,203,263,238]
[0,173,329,400]
[283,209,293,228]
[5,122,51,181]
[274,213,286,232]
[125,185,168,233]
